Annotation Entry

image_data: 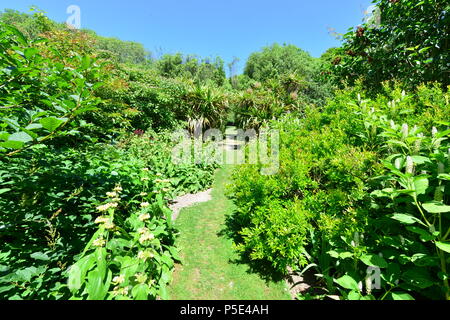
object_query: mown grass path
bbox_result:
[168,165,290,300]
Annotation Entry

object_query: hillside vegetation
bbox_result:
[0,0,449,300]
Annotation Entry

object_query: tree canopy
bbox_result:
[244,43,319,82]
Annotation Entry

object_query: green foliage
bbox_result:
[233,73,333,129]
[244,43,318,83]
[0,23,105,155]
[0,8,57,40]
[94,36,151,65]
[67,186,178,300]
[0,131,217,299]
[332,0,450,90]
[156,53,226,86]
[229,83,450,300]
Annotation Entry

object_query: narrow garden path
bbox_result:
[168,128,291,300]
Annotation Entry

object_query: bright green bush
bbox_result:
[228,83,450,300]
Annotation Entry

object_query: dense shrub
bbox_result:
[0,132,218,300]
[331,0,450,90]
[228,83,450,300]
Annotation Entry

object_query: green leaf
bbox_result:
[24,48,38,60]
[438,174,450,181]
[67,265,82,293]
[39,117,65,132]
[335,275,360,291]
[410,156,431,165]
[422,202,450,214]
[391,213,424,226]
[413,176,428,196]
[0,188,11,195]
[131,284,150,300]
[159,283,170,300]
[30,252,50,261]
[0,140,23,150]
[391,292,415,300]
[81,56,91,70]
[15,266,40,282]
[401,268,434,289]
[360,254,388,268]
[347,290,362,300]
[67,254,96,292]
[4,25,28,46]
[25,123,43,130]
[8,131,33,143]
[406,226,435,241]
[87,269,111,300]
[436,242,450,253]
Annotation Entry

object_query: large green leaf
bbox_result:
[30,252,50,261]
[435,242,450,254]
[131,284,150,300]
[4,25,28,46]
[413,176,429,196]
[401,268,435,289]
[8,131,33,143]
[0,188,11,195]
[39,117,65,132]
[391,213,424,226]
[406,226,435,242]
[360,254,388,268]
[159,283,170,300]
[391,292,415,300]
[334,275,360,291]
[422,202,450,214]
[67,254,96,292]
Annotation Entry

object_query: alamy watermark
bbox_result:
[171,125,280,176]
[66,5,81,30]
[353,232,382,294]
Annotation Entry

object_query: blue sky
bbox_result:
[2,0,372,74]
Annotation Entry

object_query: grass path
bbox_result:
[168,165,290,300]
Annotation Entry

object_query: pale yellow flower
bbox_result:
[112,274,125,285]
[104,220,115,230]
[96,204,111,212]
[139,232,155,244]
[140,202,150,208]
[113,186,123,193]
[96,202,118,212]
[135,273,148,284]
[109,202,119,209]
[95,216,109,224]
[137,250,155,261]
[138,227,149,234]
[92,237,106,247]
[106,191,118,198]
[140,192,148,197]
[142,168,150,172]
[112,286,129,297]
[139,213,151,221]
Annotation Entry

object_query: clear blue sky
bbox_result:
[2,0,372,74]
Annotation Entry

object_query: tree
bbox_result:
[334,0,450,89]
[155,53,226,86]
[244,43,319,82]
[95,36,151,65]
